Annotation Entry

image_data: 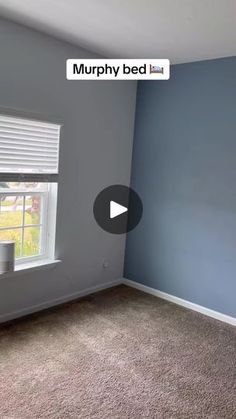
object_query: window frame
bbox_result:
[0,183,58,265]
[0,108,61,267]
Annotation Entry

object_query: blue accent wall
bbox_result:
[125,56,236,317]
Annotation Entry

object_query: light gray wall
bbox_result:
[0,18,137,321]
[125,56,236,318]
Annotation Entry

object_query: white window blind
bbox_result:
[0,114,60,180]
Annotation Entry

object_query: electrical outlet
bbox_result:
[103,261,109,269]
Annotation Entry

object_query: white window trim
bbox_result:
[45,182,58,261]
[0,259,61,279]
[0,183,58,267]
[0,109,62,271]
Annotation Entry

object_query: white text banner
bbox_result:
[67,59,170,80]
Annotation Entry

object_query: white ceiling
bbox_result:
[0,0,235,64]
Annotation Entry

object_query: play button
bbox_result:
[110,201,128,219]
[93,185,143,234]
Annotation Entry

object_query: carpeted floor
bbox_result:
[0,285,236,418]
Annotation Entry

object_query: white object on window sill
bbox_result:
[0,259,61,278]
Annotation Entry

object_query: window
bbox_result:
[0,114,61,265]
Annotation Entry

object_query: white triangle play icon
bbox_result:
[110,200,128,219]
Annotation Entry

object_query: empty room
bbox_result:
[0,1,236,418]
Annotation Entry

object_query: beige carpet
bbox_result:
[0,285,236,419]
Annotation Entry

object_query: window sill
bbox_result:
[0,259,61,279]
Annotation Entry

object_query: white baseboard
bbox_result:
[0,278,123,324]
[2,277,235,327]
[124,278,236,327]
